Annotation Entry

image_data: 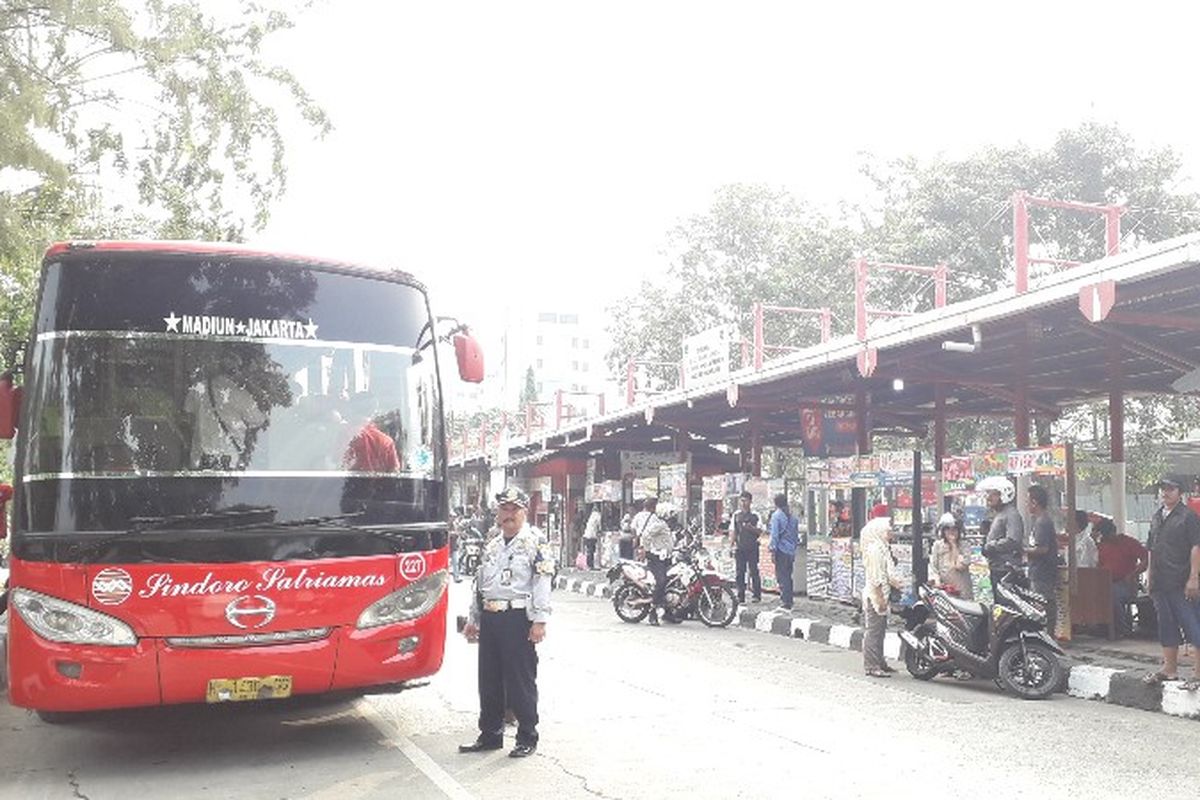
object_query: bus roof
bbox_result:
[42,240,422,289]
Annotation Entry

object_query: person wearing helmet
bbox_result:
[978,475,1024,601]
[931,512,971,596]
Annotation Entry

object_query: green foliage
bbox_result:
[606,183,859,384]
[520,366,537,408]
[0,0,330,364]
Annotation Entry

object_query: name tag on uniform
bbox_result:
[501,568,513,586]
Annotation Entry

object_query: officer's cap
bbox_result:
[495,486,529,508]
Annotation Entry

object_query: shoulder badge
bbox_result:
[533,541,556,575]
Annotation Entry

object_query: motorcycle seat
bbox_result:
[945,594,986,618]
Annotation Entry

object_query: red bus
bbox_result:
[0,241,482,718]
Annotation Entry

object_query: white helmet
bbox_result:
[937,512,958,529]
[976,475,1016,504]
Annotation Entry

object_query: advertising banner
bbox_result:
[683,324,734,388]
[799,404,858,457]
[702,474,726,501]
[659,463,689,500]
[631,476,658,499]
[806,538,831,599]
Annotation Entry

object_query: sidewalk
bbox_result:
[555,567,1200,722]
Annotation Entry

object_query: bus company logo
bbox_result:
[399,554,426,581]
[225,595,277,629]
[91,568,134,606]
[162,311,318,340]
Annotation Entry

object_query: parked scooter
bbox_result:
[897,571,1065,699]
[606,535,738,627]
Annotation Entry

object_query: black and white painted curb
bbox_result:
[554,574,1200,721]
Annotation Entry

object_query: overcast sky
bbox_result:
[255,0,1200,333]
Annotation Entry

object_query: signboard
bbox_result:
[586,480,622,503]
[683,324,734,388]
[621,451,678,479]
[1006,445,1066,476]
[799,404,858,458]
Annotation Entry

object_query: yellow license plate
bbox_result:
[205,675,293,703]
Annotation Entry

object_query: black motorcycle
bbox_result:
[897,572,1064,700]
[457,529,484,577]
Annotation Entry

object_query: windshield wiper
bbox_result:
[67,506,278,562]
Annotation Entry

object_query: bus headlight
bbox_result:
[11,588,138,647]
[357,571,448,629]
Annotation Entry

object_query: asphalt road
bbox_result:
[2,583,1198,800]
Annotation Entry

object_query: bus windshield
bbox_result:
[16,253,445,541]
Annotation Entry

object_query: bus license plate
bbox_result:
[205,675,293,703]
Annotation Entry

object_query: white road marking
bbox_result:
[356,699,476,800]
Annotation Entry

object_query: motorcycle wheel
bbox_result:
[612,584,650,623]
[997,640,1063,700]
[903,624,943,681]
[697,585,738,628]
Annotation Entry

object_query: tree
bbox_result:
[519,366,538,408]
[0,0,331,363]
[605,183,859,386]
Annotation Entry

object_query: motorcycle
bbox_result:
[457,528,484,577]
[606,536,738,628]
[897,571,1065,700]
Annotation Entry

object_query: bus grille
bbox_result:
[165,627,332,649]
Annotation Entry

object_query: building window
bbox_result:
[537,382,543,393]
[571,337,578,348]
[583,338,590,349]
[582,362,589,372]
[571,360,579,371]
[560,314,578,324]
[536,358,543,368]
[538,312,557,323]
[536,335,543,345]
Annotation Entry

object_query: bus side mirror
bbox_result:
[0,373,19,440]
[453,333,484,383]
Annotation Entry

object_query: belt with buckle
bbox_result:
[482,599,528,612]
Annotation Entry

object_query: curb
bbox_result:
[555,574,1199,721]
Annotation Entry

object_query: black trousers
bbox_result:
[583,537,597,569]
[646,553,669,607]
[478,609,539,745]
[736,548,761,601]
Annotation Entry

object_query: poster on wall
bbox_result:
[702,475,726,501]
[631,476,658,499]
[830,537,854,603]
[807,538,831,599]
[621,451,677,479]
[659,463,689,501]
[799,404,858,457]
[759,535,777,593]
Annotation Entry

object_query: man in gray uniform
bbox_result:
[459,487,554,758]
[979,476,1024,602]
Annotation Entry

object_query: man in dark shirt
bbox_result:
[1024,484,1059,637]
[1144,475,1200,689]
[730,491,762,604]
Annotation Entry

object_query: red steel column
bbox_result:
[1013,191,1029,294]
[753,302,764,370]
[1105,207,1122,257]
[854,258,868,341]
[934,263,947,308]
[1108,340,1127,533]
[625,359,635,406]
[820,308,832,342]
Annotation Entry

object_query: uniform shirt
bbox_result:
[1147,503,1200,592]
[984,504,1025,570]
[469,523,554,625]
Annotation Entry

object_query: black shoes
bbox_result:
[458,737,504,753]
[509,742,537,758]
[647,610,660,626]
